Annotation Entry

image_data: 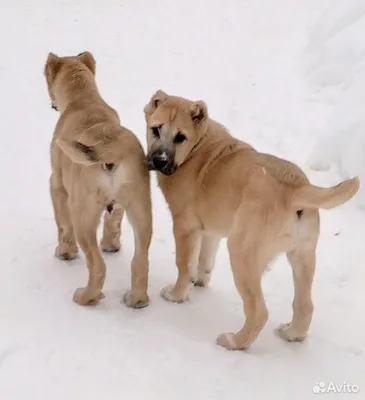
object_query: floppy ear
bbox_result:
[144,89,168,114]
[56,138,99,166]
[190,101,208,123]
[77,51,96,75]
[44,52,62,82]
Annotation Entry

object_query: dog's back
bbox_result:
[45,51,152,308]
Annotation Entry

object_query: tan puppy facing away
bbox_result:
[144,90,360,351]
[44,51,152,308]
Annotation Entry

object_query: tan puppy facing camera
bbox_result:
[144,90,359,351]
[44,51,152,308]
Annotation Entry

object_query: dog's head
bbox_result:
[144,90,208,176]
[44,51,96,111]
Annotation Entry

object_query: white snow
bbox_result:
[305,0,365,209]
[1,1,364,399]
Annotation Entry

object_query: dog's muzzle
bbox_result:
[147,151,177,176]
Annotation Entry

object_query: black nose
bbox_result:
[153,155,168,170]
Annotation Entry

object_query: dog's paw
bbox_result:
[194,272,212,288]
[275,323,307,342]
[55,246,78,261]
[73,287,105,306]
[216,333,246,351]
[160,284,190,303]
[100,238,121,253]
[122,291,150,309]
[101,245,120,253]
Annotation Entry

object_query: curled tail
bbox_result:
[291,177,360,210]
[56,123,135,166]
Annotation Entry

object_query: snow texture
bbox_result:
[305,0,365,209]
[0,1,364,399]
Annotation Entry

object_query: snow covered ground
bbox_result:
[305,0,365,211]
[1,0,364,399]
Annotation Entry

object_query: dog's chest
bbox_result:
[97,165,128,204]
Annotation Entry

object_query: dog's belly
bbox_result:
[201,217,234,238]
[199,202,238,238]
[196,181,242,237]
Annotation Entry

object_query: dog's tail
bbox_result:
[56,123,139,166]
[291,177,360,210]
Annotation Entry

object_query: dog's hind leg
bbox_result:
[195,234,221,287]
[276,211,319,342]
[71,199,105,306]
[275,247,315,342]
[50,173,78,261]
[217,237,270,351]
[216,201,273,351]
[276,246,317,342]
[101,204,124,253]
[121,185,153,309]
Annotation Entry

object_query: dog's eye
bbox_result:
[151,126,161,139]
[174,132,187,144]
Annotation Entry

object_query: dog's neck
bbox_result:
[185,119,232,161]
[176,119,254,177]
[54,73,101,113]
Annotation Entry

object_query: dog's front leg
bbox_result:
[195,234,221,287]
[70,198,105,306]
[161,220,202,303]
